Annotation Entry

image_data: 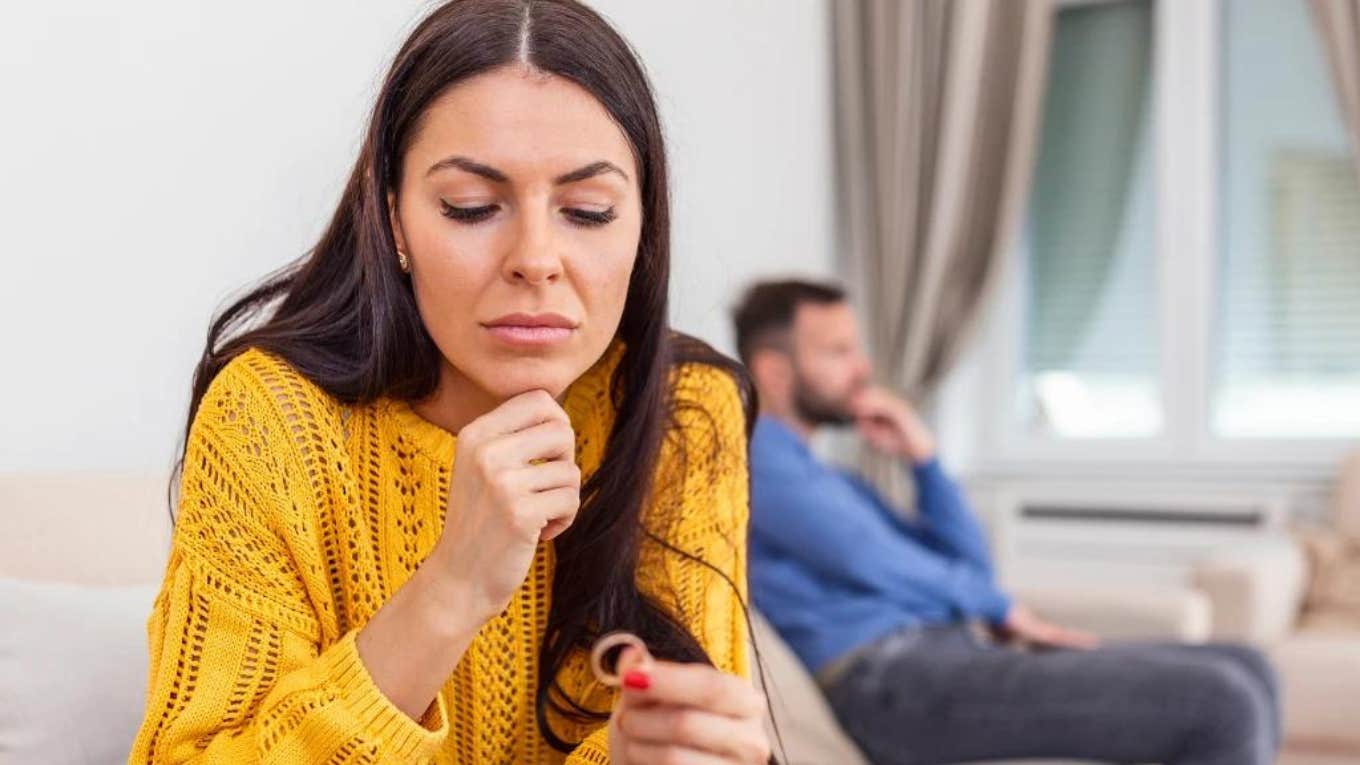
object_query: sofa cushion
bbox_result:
[0,472,171,586]
[0,577,157,764]
[1272,627,1360,750]
[748,610,870,765]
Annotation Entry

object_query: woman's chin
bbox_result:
[479,365,579,402]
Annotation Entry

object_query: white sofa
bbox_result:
[1192,462,1360,763]
[751,455,1360,765]
[753,590,1358,765]
[0,472,169,763]
[752,587,1212,765]
[3,471,1356,765]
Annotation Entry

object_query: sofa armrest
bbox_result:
[1012,583,1213,642]
[1190,535,1307,645]
[747,610,871,765]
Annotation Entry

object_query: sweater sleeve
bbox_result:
[650,361,752,678]
[129,354,448,764]
[566,729,611,764]
[563,362,753,765]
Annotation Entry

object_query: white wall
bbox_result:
[0,0,836,473]
[588,1,838,352]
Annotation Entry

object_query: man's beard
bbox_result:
[792,375,856,427]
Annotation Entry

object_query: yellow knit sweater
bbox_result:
[129,341,750,764]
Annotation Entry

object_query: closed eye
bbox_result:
[439,201,617,228]
[440,202,498,223]
[565,207,617,227]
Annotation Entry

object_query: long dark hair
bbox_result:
[171,0,776,755]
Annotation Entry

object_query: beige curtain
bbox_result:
[831,0,1054,499]
[1310,0,1360,178]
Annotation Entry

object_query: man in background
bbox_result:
[734,279,1280,765]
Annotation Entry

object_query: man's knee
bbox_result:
[1212,642,1279,696]
[1182,658,1274,758]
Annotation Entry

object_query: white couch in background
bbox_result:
[1194,462,1360,763]
[3,471,1357,765]
[1,472,168,764]
[752,586,1211,765]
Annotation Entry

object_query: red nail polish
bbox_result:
[623,670,650,690]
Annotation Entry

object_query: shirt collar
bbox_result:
[753,414,815,464]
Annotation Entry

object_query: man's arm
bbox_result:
[750,465,1010,622]
[846,387,997,575]
[841,460,997,576]
[909,458,997,574]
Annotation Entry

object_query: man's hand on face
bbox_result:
[993,604,1101,651]
[848,386,938,464]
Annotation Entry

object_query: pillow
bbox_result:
[0,577,158,764]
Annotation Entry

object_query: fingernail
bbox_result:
[623,670,650,690]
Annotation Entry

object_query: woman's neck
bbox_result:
[410,360,500,437]
[410,359,571,436]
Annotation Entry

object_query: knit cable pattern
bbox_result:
[129,341,750,764]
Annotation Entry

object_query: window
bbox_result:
[989,0,1359,466]
[1022,0,1159,439]
[1213,0,1360,438]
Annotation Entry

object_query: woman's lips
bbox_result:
[483,325,575,346]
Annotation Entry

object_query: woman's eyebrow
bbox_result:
[553,160,629,185]
[426,155,507,181]
[425,155,629,185]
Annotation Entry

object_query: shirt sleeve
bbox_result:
[129,356,448,764]
[753,459,1009,623]
[906,458,999,576]
[840,459,998,577]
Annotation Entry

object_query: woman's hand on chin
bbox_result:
[429,388,580,621]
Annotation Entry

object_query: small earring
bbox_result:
[396,249,411,273]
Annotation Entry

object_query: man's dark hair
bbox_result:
[731,279,847,366]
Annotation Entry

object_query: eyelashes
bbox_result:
[439,201,617,228]
[439,202,496,224]
[565,207,618,226]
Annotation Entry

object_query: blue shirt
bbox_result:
[748,415,1011,673]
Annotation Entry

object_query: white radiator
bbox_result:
[985,481,1291,588]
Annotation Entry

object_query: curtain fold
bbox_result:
[1310,0,1360,178]
[831,0,1055,501]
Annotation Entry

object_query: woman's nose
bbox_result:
[502,208,563,285]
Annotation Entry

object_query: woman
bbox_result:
[129,1,771,763]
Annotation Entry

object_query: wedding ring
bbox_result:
[589,631,653,686]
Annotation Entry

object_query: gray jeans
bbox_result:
[818,624,1280,765]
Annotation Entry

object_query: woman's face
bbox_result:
[390,65,642,405]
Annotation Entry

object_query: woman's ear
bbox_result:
[386,190,407,252]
